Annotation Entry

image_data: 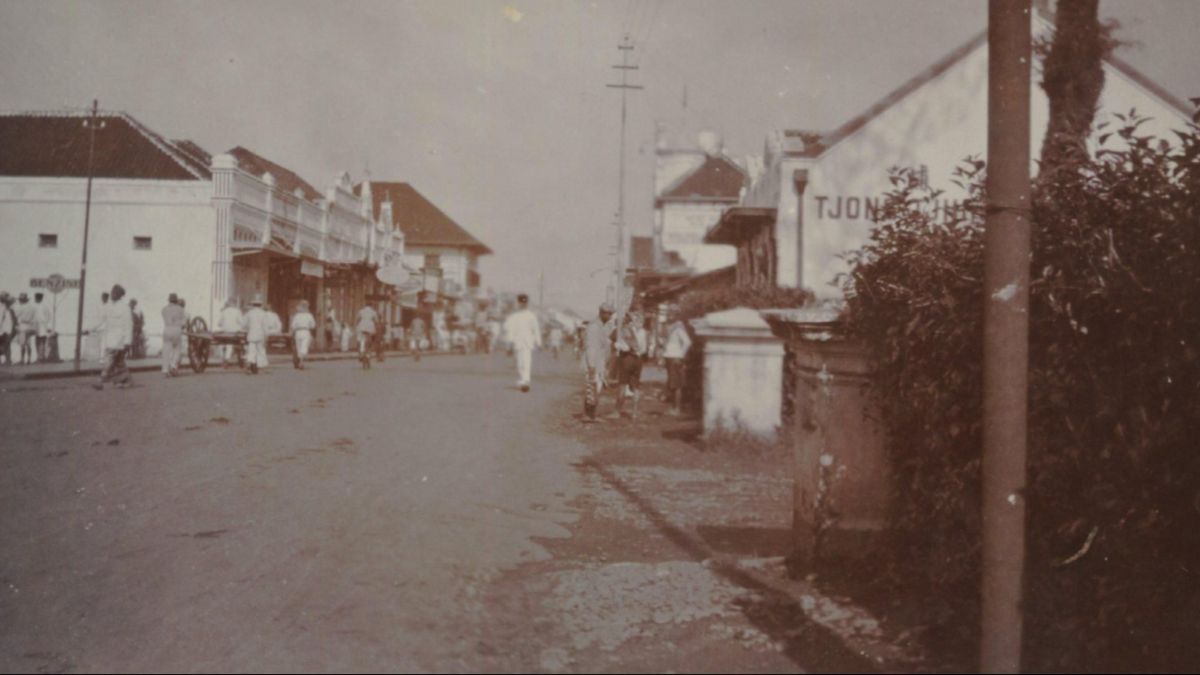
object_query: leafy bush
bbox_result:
[841,115,1200,671]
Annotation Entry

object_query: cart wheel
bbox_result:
[188,317,210,373]
[236,343,246,368]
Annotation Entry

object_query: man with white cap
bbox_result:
[93,284,133,389]
[161,293,186,377]
[581,302,615,421]
[502,293,541,392]
[218,297,244,367]
[241,294,269,374]
[289,299,317,369]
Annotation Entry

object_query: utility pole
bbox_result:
[606,34,643,318]
[74,99,105,370]
[981,1,1031,672]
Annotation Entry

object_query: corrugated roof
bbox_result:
[225,146,322,202]
[355,181,492,255]
[659,154,746,202]
[0,110,210,180]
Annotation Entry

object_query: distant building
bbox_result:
[720,12,1195,299]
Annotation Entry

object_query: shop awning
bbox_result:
[705,207,776,245]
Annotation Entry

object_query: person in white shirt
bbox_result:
[240,295,269,374]
[502,293,541,392]
[0,293,16,365]
[661,307,693,416]
[13,293,37,365]
[93,284,133,389]
[355,303,379,369]
[33,292,53,363]
[218,298,244,367]
[289,300,317,369]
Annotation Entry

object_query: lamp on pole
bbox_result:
[73,99,105,370]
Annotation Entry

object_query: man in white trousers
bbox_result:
[503,293,541,392]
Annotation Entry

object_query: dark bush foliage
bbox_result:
[842,115,1200,671]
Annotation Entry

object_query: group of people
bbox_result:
[579,301,692,422]
[0,291,54,365]
[216,295,320,374]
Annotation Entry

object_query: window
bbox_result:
[133,236,152,250]
[38,234,57,248]
[423,253,441,270]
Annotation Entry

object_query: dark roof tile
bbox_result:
[356,181,491,255]
[225,146,322,201]
[659,154,746,202]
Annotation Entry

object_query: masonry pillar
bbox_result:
[691,307,785,438]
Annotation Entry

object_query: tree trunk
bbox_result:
[1038,0,1106,183]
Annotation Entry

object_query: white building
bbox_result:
[717,14,1194,299]
[0,110,401,359]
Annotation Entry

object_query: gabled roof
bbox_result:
[658,154,746,203]
[172,139,213,171]
[804,19,1193,159]
[355,181,492,255]
[0,110,210,180]
[225,146,322,201]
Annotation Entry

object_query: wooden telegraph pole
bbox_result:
[981,1,1032,672]
[606,34,643,319]
[74,100,105,370]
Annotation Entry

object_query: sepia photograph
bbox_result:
[1,0,1199,671]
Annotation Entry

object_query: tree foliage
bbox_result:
[842,115,1200,670]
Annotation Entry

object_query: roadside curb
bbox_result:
[2,349,466,381]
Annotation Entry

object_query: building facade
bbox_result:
[724,14,1194,299]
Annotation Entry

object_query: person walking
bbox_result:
[409,315,427,361]
[129,299,146,359]
[503,293,541,392]
[289,299,316,369]
[548,325,564,360]
[241,295,269,374]
[613,310,648,419]
[33,292,53,363]
[161,293,185,377]
[93,284,133,389]
[14,293,37,365]
[355,303,379,369]
[0,293,15,365]
[661,307,693,416]
[92,291,110,363]
[218,298,244,367]
[581,303,615,421]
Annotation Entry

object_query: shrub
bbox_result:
[842,115,1200,671]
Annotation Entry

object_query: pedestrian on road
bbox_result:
[218,298,244,367]
[0,293,15,365]
[409,315,427,361]
[14,292,37,365]
[34,292,53,362]
[93,284,133,389]
[290,299,316,369]
[129,299,146,359]
[503,293,541,392]
[613,310,648,419]
[355,303,379,369]
[241,295,269,374]
[549,325,564,360]
[92,291,110,363]
[661,307,693,416]
[161,293,185,377]
[581,303,615,421]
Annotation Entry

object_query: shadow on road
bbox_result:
[579,458,877,673]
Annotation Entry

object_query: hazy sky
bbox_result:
[2,1,1197,313]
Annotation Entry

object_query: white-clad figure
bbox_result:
[218,298,244,366]
[241,295,269,374]
[502,293,541,392]
[289,299,316,369]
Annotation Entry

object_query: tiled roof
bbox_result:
[355,181,492,255]
[659,154,746,202]
[0,110,210,180]
[225,146,322,202]
[172,139,213,172]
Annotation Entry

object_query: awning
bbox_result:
[230,239,297,258]
[705,207,776,245]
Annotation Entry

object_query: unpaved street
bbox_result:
[1,354,870,672]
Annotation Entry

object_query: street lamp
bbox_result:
[73,99,105,370]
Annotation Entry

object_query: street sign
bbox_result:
[375,265,410,287]
[30,274,80,294]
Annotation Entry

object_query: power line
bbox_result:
[606,34,644,317]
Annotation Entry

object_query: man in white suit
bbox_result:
[502,293,541,392]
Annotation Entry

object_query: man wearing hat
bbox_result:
[14,292,37,365]
[502,293,541,392]
[93,284,133,389]
[289,299,317,369]
[34,292,53,363]
[581,302,615,421]
[241,294,270,374]
[218,297,244,367]
[161,293,186,377]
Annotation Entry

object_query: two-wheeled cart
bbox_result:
[184,317,295,373]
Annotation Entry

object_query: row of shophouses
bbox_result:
[626,12,1198,551]
[0,109,491,359]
